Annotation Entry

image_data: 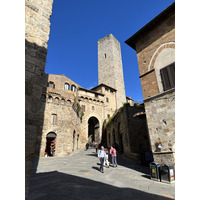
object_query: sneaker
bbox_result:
[102,170,104,173]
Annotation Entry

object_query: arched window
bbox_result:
[55,97,59,104]
[48,95,53,102]
[64,83,70,90]
[61,98,65,104]
[71,85,76,92]
[154,47,175,93]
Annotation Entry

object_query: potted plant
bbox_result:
[156,138,163,149]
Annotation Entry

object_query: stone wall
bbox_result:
[38,74,83,157]
[25,0,53,198]
[38,74,119,157]
[125,4,175,165]
[144,90,175,164]
[105,104,151,164]
[98,34,126,109]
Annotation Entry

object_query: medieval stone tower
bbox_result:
[97,34,126,109]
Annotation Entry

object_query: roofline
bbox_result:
[78,87,104,96]
[125,2,175,50]
[47,73,82,87]
[91,83,117,91]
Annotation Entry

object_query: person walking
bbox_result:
[95,142,98,154]
[85,143,89,150]
[110,145,117,167]
[98,146,106,173]
[103,148,110,168]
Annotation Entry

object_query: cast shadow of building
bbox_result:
[28,170,174,200]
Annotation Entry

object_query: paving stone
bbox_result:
[28,149,175,200]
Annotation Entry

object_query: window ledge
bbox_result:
[143,88,175,102]
[139,69,155,78]
[153,151,174,154]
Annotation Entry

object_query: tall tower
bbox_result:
[97,34,126,109]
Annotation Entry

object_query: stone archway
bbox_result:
[45,132,57,157]
[88,117,100,143]
[72,130,76,152]
[118,123,124,153]
[112,128,116,145]
[77,134,79,150]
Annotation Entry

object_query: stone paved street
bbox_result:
[28,149,175,200]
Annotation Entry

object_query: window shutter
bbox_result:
[160,67,170,91]
[160,62,175,91]
[168,63,175,88]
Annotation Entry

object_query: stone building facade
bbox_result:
[125,3,175,164]
[38,34,130,158]
[25,0,54,197]
[105,104,151,164]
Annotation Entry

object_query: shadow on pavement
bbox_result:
[28,171,174,200]
[141,174,151,180]
[86,153,98,157]
[116,154,150,175]
[92,166,100,172]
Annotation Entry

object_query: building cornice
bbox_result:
[125,2,175,50]
[143,88,175,102]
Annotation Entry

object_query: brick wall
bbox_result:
[126,4,175,165]
[136,12,175,99]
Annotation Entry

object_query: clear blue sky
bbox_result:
[45,0,175,102]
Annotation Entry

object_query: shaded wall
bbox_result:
[25,0,53,198]
[105,104,151,164]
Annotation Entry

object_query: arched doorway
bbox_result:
[118,123,124,153]
[88,117,100,143]
[45,132,56,157]
[77,134,79,150]
[72,131,76,152]
[112,128,116,145]
[108,132,111,146]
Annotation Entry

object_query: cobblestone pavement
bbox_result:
[28,149,175,200]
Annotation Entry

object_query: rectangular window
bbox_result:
[95,94,98,98]
[82,105,85,112]
[106,97,109,103]
[107,114,110,118]
[160,63,175,91]
[48,81,55,89]
[51,114,57,124]
[92,106,94,110]
[110,90,113,94]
